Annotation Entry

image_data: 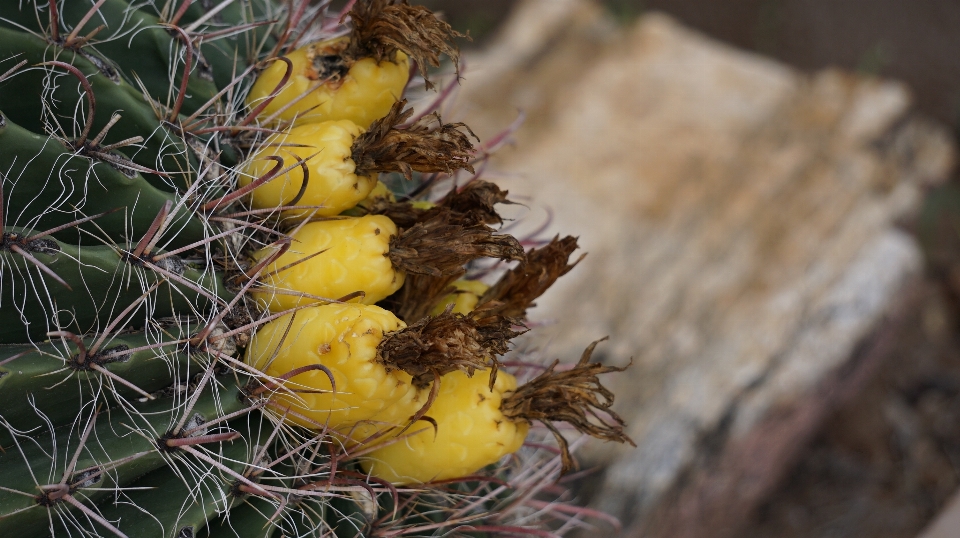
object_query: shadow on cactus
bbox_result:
[0,1,633,537]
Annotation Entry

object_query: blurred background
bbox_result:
[414,1,960,537]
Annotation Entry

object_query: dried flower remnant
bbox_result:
[501,339,636,473]
[352,99,478,180]
[377,308,522,389]
[363,179,512,228]
[480,235,585,319]
[247,0,464,126]
[345,0,465,89]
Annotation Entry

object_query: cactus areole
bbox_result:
[0,1,633,537]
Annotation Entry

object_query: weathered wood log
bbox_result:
[458,2,956,536]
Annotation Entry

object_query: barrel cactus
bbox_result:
[0,1,633,536]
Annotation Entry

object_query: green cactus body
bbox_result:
[74,418,263,538]
[0,25,199,191]
[0,2,627,537]
[0,327,201,445]
[0,380,247,536]
[0,0,220,115]
[0,232,228,343]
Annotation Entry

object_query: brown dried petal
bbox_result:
[380,269,465,323]
[352,100,477,180]
[346,0,465,89]
[479,236,585,319]
[376,309,523,389]
[500,339,635,474]
[388,208,524,277]
[362,180,512,230]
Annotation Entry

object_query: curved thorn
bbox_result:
[282,155,310,207]
[335,291,366,303]
[250,363,336,397]
[39,61,95,145]
[48,330,87,364]
[239,56,293,128]
[201,155,285,212]
[396,373,440,436]
[168,0,193,27]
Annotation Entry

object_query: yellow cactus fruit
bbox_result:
[360,180,396,205]
[239,99,479,220]
[245,303,423,433]
[248,305,520,441]
[253,215,402,311]
[361,369,528,484]
[246,0,463,127]
[246,38,410,128]
[362,340,636,484]
[253,211,524,314]
[431,279,489,316]
[239,121,376,218]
